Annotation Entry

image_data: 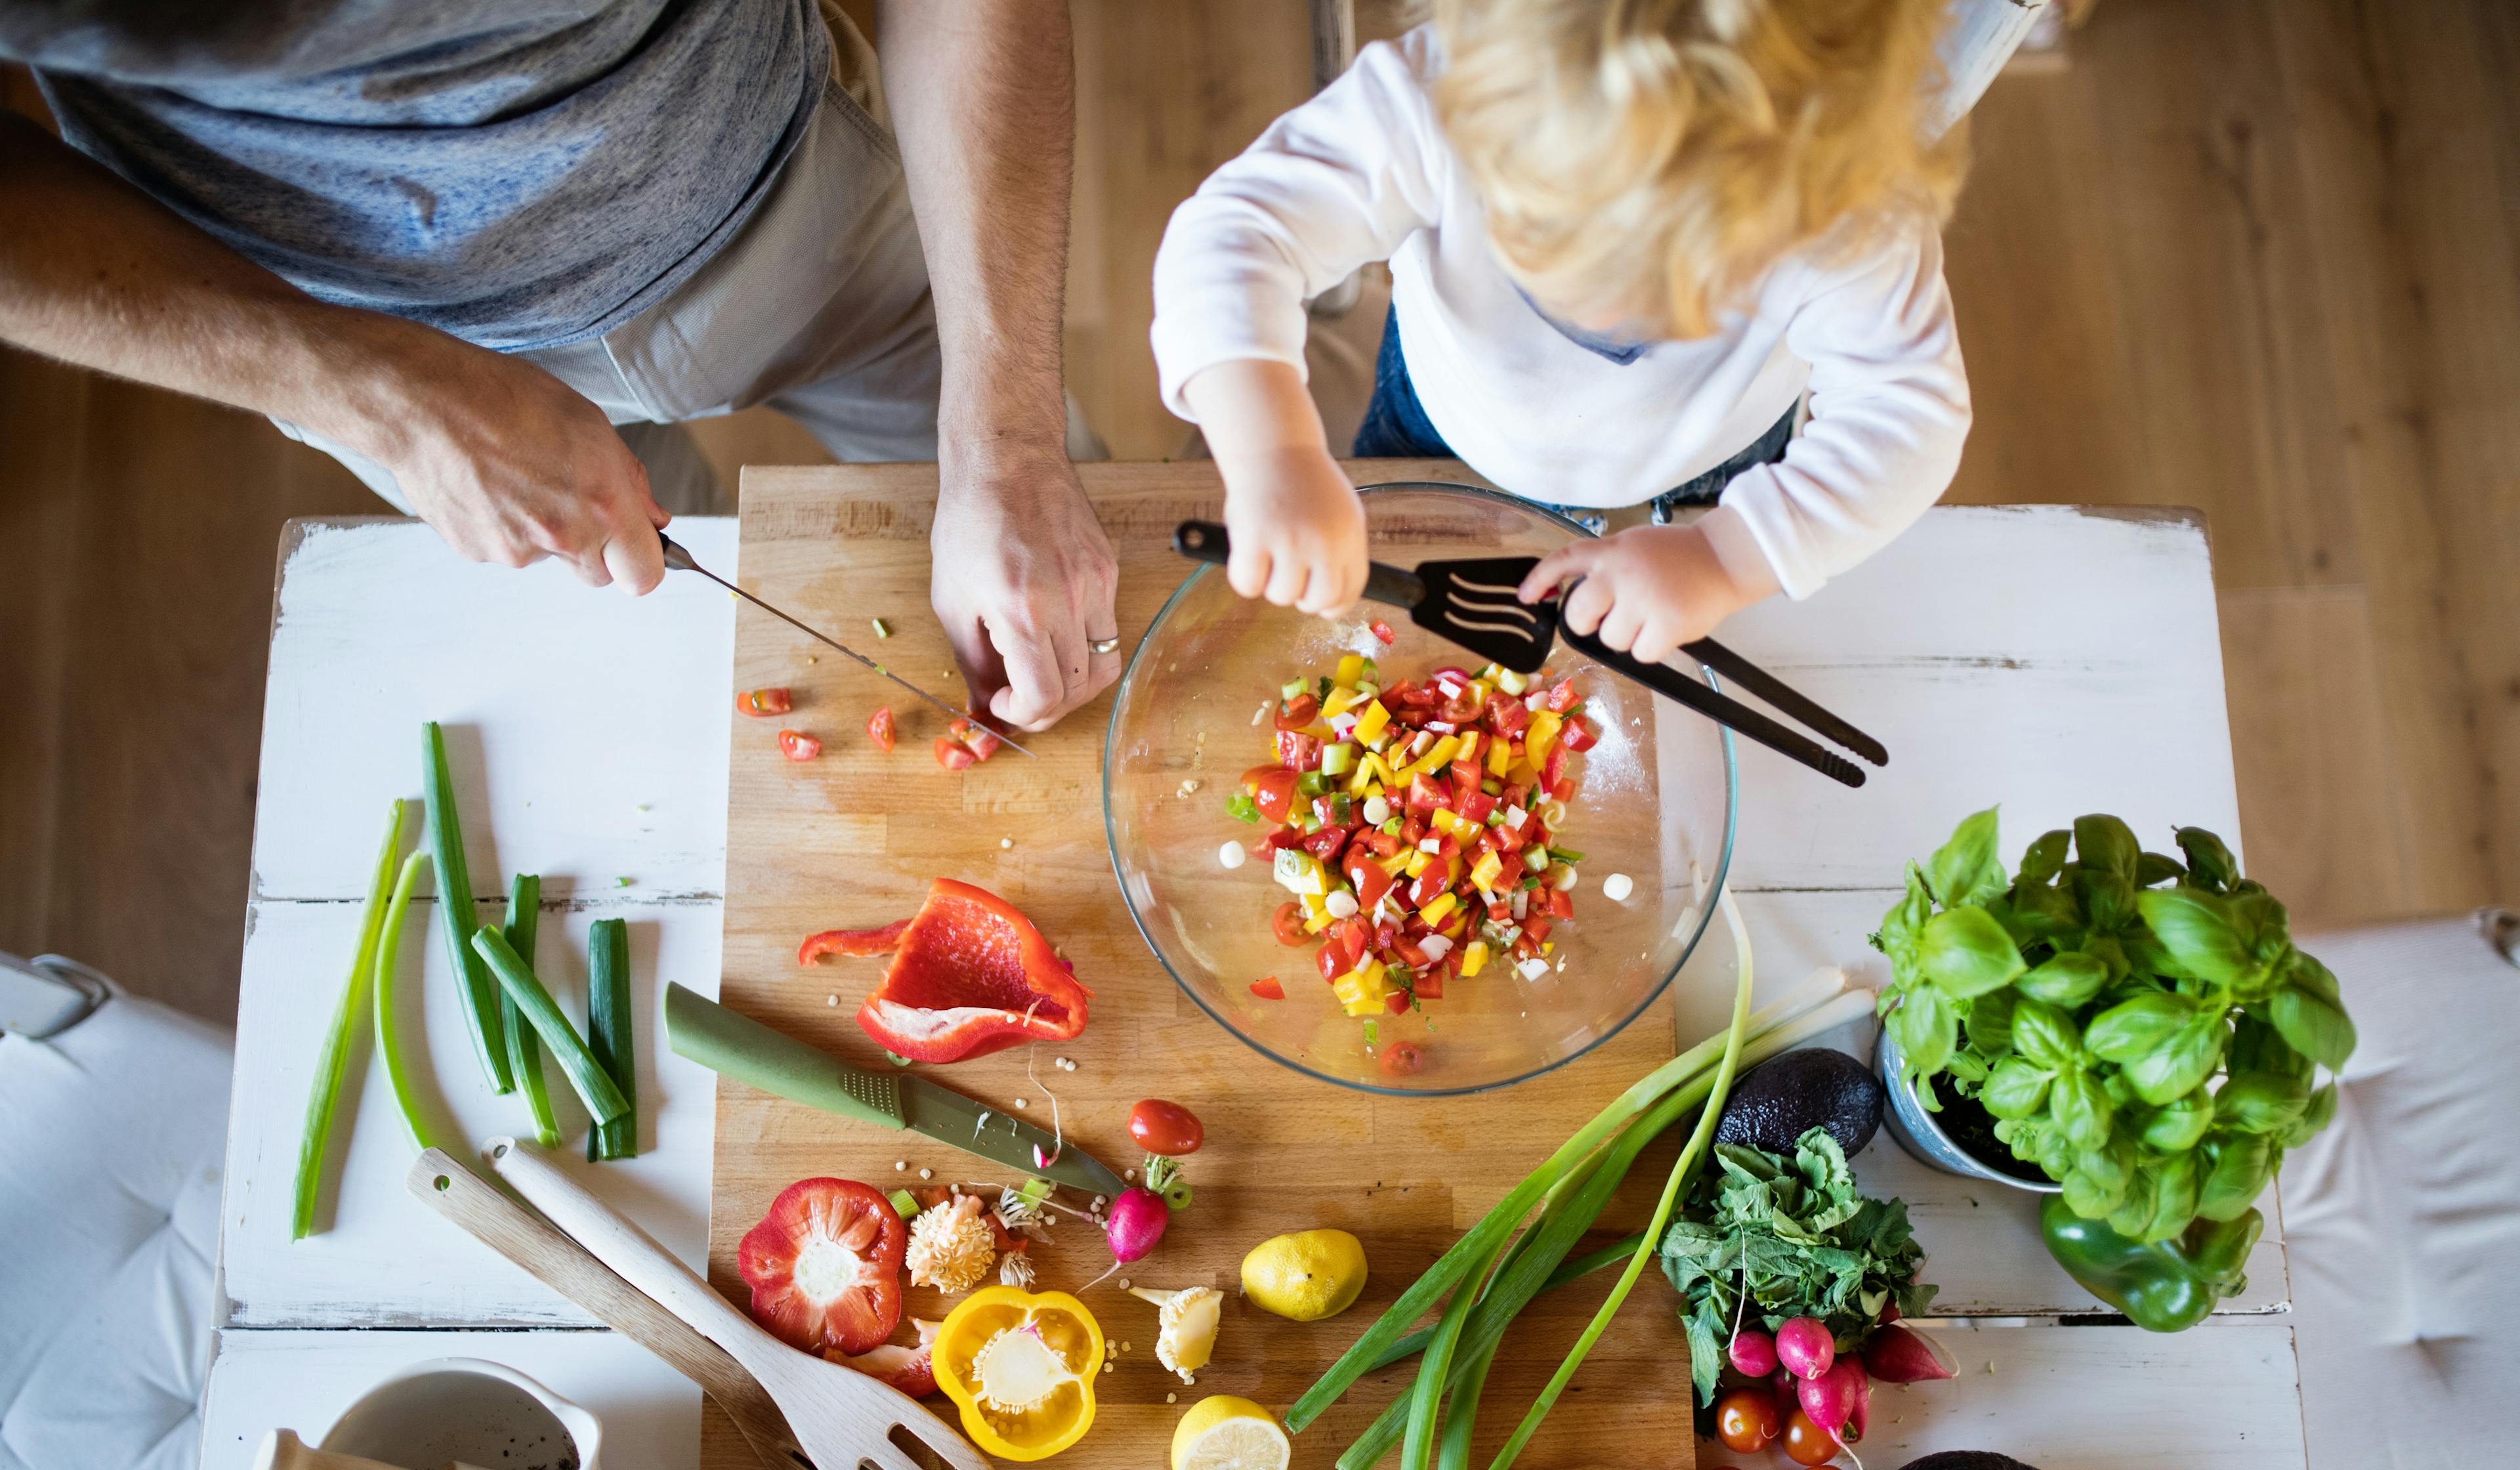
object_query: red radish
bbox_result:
[1796,1358,1866,1438]
[1770,1366,1799,1416]
[1775,1316,1836,1379]
[1845,1368,1872,1442]
[737,1178,906,1356]
[1861,1322,1958,1383]
[1728,1327,1778,1377]
[827,1318,941,1397]
[1104,1186,1169,1262]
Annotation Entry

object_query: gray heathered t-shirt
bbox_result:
[1,0,831,351]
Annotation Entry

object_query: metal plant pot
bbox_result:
[1876,1024,2060,1193]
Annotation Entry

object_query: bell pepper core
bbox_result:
[2039,1196,2263,1333]
[810,880,1091,1064]
[933,1285,1103,1461]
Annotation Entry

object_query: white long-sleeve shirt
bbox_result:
[1150,27,1971,601]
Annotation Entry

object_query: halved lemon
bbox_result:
[1170,1395,1290,1470]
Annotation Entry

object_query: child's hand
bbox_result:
[1517,523,1755,663]
[1221,445,1368,613]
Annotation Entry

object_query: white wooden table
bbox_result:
[203,503,2307,1469]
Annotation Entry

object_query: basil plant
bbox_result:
[1872,809,2357,1244]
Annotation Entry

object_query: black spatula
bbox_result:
[1171,520,1881,788]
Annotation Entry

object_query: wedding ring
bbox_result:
[1089,636,1122,656]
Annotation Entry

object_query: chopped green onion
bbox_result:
[1282,678,1309,701]
[889,1188,922,1218]
[373,850,457,1154]
[1362,1018,1380,1049]
[424,722,511,1093]
[502,874,560,1149]
[1295,770,1331,800]
[1018,1176,1055,1205]
[1520,875,1543,891]
[471,929,629,1125]
[886,1050,914,1067]
[1546,847,1587,864]
[1225,791,1262,824]
[1380,816,1404,837]
[1320,742,1356,776]
[872,618,891,639]
[585,917,637,1160]
[291,798,408,1240]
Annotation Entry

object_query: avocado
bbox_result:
[1895,1455,2040,1470]
[1713,1047,1883,1157]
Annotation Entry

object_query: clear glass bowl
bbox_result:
[1102,483,1738,1095]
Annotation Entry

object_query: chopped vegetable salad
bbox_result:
[1228,654,1600,1024]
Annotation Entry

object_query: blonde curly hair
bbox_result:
[1431,0,1965,339]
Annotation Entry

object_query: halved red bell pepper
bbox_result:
[810,880,1091,1062]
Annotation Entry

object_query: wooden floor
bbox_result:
[3,0,2513,1023]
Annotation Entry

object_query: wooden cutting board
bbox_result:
[711,464,1695,1470]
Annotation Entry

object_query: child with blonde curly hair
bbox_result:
[1152,0,1971,662]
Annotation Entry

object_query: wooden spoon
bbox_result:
[481,1137,990,1470]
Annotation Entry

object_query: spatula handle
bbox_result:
[1171,520,1425,608]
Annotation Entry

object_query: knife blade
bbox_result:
[658,531,1037,759]
[665,982,1125,1198]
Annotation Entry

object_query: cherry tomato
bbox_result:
[1782,1409,1843,1467]
[1250,976,1285,999]
[1272,901,1309,946]
[1377,1040,1425,1076]
[933,736,976,770]
[1127,1099,1204,1156]
[739,687,793,717]
[866,706,896,752]
[1248,766,1300,823]
[1438,688,1484,724]
[777,729,821,761]
[1275,692,1321,730]
[1713,1389,1780,1453]
[946,717,1003,762]
[1369,619,1396,645]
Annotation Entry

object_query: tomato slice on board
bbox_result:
[1275,692,1321,730]
[1369,619,1397,645]
[866,706,897,752]
[740,687,795,717]
[1272,901,1309,946]
[778,729,822,761]
[934,737,978,770]
[848,879,1093,1062]
[1127,1098,1205,1156]
[1250,976,1285,1000]
[736,1177,906,1356]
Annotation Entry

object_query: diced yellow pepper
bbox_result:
[1404,849,1433,878]
[1322,687,1366,719]
[1469,850,1505,893]
[1299,890,1328,920]
[1526,710,1563,765]
[1353,700,1391,747]
[1347,762,1377,795]
[1429,808,1463,835]
[1440,913,1469,940]
[1406,734,1461,782]
[1376,851,1412,877]
[1332,959,1389,1017]
[1507,760,1538,787]
[1453,730,1482,766]
[1461,940,1490,977]
[1336,654,1364,686]
[1419,891,1459,927]
[1487,738,1512,776]
[1305,913,1334,934]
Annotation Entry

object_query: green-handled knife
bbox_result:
[665,983,1127,1198]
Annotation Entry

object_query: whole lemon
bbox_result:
[1240,1228,1368,1321]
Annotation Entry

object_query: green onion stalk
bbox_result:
[289,799,406,1240]
[1292,898,1876,1470]
[471,928,631,1127]
[373,849,460,1156]
[424,721,511,1093]
[500,874,560,1148]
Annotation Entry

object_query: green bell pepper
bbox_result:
[2040,1195,2261,1332]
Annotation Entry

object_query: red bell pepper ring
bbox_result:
[829,879,1093,1063]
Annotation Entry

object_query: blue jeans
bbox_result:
[1352,306,1795,530]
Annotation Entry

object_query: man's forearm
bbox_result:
[0,114,444,461]
[876,0,1074,467]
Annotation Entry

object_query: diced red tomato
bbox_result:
[1343,850,1395,908]
[1544,679,1581,713]
[740,687,795,717]
[1272,901,1309,946]
[1559,716,1599,753]
[1275,692,1320,730]
[1394,684,1440,710]
[946,717,1003,762]
[1250,976,1285,1000]
[1302,824,1350,860]
[1384,987,1411,1015]
[1359,828,1401,858]
[1485,697,1530,738]
[1449,757,1483,791]
[866,706,896,752]
[1393,934,1433,967]
[1406,866,1450,910]
[1458,790,1498,825]
[778,729,822,761]
[1316,944,1345,982]
[933,737,976,770]
[1399,814,1426,846]
[1546,888,1574,919]
[1542,742,1574,797]
[1261,826,1305,852]
[1276,729,1322,769]
[1438,687,1484,724]
[1405,774,1447,814]
[1247,766,1300,822]
[1370,619,1397,645]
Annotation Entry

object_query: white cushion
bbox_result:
[2286,911,2520,1469]
[0,994,232,1470]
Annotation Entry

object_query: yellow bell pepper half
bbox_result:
[934,1286,1104,1461]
